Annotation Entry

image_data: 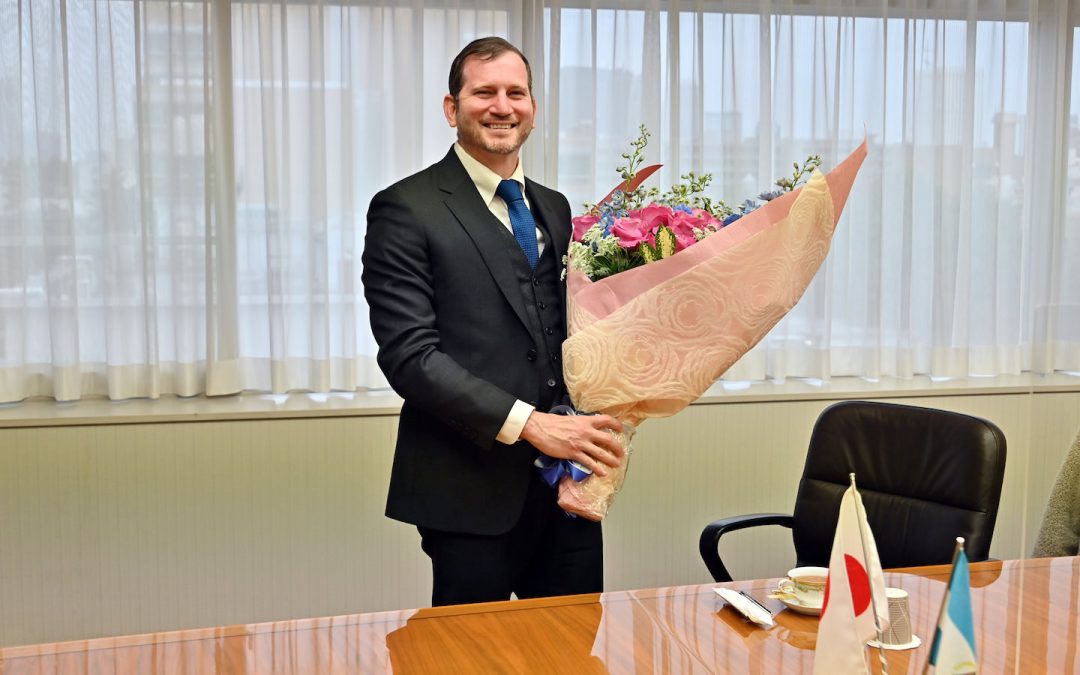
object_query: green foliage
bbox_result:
[775,155,823,191]
[598,126,820,221]
[588,246,639,280]
[617,125,651,185]
[637,226,678,264]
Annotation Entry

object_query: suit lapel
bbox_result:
[437,150,533,331]
[526,178,568,269]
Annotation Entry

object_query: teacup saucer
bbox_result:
[773,593,822,616]
[867,635,922,650]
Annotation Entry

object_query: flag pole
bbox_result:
[921,537,966,675]
[849,473,889,675]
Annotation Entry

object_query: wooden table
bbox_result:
[1,556,1076,674]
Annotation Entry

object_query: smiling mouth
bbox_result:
[484,122,517,130]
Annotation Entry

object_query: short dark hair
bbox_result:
[448,37,533,102]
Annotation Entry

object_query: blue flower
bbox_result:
[610,190,626,208]
[673,204,693,214]
[759,189,784,201]
[739,198,760,214]
[723,213,742,226]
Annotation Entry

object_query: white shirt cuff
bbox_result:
[497,400,536,444]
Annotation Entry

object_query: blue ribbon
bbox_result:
[533,455,592,488]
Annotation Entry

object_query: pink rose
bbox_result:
[691,208,723,230]
[572,214,600,242]
[636,204,673,233]
[610,216,652,248]
[667,212,701,251]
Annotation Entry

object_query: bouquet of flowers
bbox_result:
[567,127,824,281]
[553,127,867,520]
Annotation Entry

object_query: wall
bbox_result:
[1,388,1078,647]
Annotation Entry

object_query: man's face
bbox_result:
[444,51,536,170]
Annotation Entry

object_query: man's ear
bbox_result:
[443,94,458,127]
[532,98,537,129]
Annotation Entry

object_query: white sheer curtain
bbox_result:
[0,0,513,400]
[543,0,1079,382]
[1,0,1077,402]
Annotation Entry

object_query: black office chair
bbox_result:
[699,400,1007,582]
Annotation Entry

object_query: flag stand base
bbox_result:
[866,635,922,651]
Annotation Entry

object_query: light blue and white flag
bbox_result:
[925,546,977,674]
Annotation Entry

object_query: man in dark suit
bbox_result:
[362,37,625,606]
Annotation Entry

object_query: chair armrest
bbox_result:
[699,513,794,582]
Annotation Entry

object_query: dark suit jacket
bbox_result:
[362,147,572,536]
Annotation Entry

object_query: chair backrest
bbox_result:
[791,400,1007,569]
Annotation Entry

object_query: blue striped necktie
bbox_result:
[496,179,540,270]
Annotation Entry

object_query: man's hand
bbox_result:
[520,412,625,478]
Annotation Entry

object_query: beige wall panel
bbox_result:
[1,392,1077,647]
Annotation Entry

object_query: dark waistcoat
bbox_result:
[502,230,567,412]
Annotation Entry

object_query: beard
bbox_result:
[455,114,532,157]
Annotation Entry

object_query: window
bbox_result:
[1,0,1076,402]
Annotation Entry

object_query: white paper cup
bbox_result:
[867,587,922,650]
[882,588,912,644]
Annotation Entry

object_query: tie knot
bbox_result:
[496,179,524,204]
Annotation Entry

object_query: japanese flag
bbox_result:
[813,484,889,674]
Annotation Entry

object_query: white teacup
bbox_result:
[777,566,828,606]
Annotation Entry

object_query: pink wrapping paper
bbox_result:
[557,141,868,520]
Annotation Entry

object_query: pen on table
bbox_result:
[739,590,773,617]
